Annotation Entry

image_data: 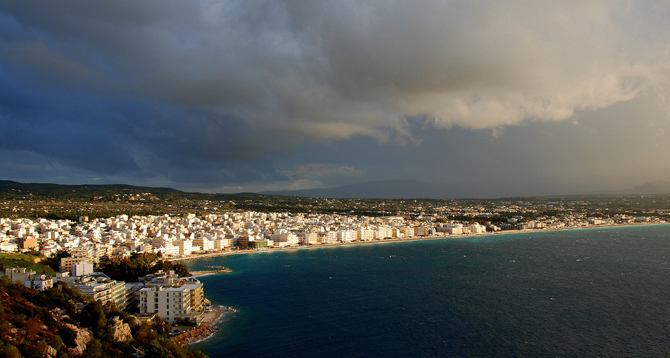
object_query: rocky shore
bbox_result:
[170,307,227,346]
[170,325,220,345]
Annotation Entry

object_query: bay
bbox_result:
[184,225,670,357]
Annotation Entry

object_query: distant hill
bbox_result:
[0,180,265,201]
[620,180,670,195]
[0,180,184,196]
[264,179,670,199]
[263,179,572,199]
[4,178,669,201]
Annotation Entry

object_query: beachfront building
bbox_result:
[269,232,299,247]
[320,231,338,244]
[467,223,487,234]
[139,272,205,323]
[356,228,375,241]
[443,223,463,235]
[237,236,250,248]
[337,229,355,243]
[193,237,214,251]
[302,231,319,245]
[173,239,193,256]
[416,226,434,236]
[152,238,181,257]
[375,226,393,240]
[400,226,415,237]
[214,237,235,249]
[249,239,269,249]
[139,285,196,323]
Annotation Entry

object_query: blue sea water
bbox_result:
[184,225,670,357]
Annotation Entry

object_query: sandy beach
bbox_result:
[168,222,665,263]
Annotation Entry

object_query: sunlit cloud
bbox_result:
[1,1,670,192]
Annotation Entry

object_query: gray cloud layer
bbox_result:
[1,1,669,192]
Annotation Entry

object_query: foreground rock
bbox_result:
[170,326,220,345]
[109,316,133,342]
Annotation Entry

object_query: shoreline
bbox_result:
[176,222,666,350]
[169,222,667,264]
[189,268,233,277]
[170,307,230,346]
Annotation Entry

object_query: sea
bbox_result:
[183,224,670,357]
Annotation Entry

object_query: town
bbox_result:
[1,185,669,357]
[1,184,669,326]
[1,198,667,317]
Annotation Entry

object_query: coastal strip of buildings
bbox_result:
[0,208,664,323]
[0,210,663,259]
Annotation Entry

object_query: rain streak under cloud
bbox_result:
[1,1,670,194]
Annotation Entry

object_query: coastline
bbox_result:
[177,223,670,358]
[170,307,229,346]
[189,268,233,277]
[169,222,667,263]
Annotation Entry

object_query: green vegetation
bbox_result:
[1,180,669,222]
[0,277,207,358]
[98,253,191,283]
[0,253,55,275]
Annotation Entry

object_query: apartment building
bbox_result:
[139,273,205,323]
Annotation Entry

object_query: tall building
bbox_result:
[60,257,91,273]
[58,274,127,309]
[139,272,205,323]
[71,261,94,277]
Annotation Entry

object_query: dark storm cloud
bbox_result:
[0,1,669,191]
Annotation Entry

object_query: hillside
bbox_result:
[0,180,266,202]
[0,276,207,358]
[262,179,571,199]
[0,253,55,275]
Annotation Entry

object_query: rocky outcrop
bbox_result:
[108,316,133,342]
[170,326,219,345]
[45,345,57,358]
[62,322,92,356]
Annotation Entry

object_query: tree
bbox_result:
[144,341,175,358]
[79,300,107,337]
[83,338,103,358]
[0,343,22,358]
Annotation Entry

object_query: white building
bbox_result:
[139,275,204,323]
[302,231,319,245]
[58,274,127,309]
[1,267,53,291]
[336,229,355,243]
[71,261,94,277]
[468,223,487,234]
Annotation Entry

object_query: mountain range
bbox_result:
[3,179,670,200]
[262,179,670,199]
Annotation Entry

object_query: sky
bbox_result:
[1,1,670,195]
